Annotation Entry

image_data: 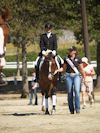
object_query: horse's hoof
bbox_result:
[51,109,56,115]
[45,111,50,115]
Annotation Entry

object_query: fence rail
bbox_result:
[4,61,97,81]
[4,61,97,69]
[4,61,35,69]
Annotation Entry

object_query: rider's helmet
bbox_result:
[45,22,53,29]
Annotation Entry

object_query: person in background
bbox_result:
[54,46,84,114]
[81,57,95,109]
[28,71,39,105]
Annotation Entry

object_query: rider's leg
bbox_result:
[35,56,41,81]
[35,55,45,81]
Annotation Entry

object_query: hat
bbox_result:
[45,22,53,29]
[82,57,88,64]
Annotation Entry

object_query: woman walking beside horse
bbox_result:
[54,46,84,114]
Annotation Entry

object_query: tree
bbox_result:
[94,1,100,89]
[80,0,90,62]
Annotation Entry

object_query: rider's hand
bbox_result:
[52,50,56,56]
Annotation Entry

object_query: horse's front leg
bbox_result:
[41,93,45,112]
[51,89,56,114]
[45,93,50,115]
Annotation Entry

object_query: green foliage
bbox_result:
[3,68,33,77]
[6,44,96,62]
[3,69,17,77]
[0,0,99,43]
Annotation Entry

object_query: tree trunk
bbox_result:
[16,46,20,77]
[96,41,100,89]
[80,0,91,62]
[21,43,29,98]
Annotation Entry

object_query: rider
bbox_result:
[35,22,64,81]
[0,8,10,85]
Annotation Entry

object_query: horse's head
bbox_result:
[45,51,54,61]
[43,51,58,81]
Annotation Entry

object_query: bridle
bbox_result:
[45,53,57,80]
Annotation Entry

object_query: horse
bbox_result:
[39,51,58,114]
[0,7,10,85]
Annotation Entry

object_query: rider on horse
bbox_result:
[0,7,10,85]
[35,22,64,81]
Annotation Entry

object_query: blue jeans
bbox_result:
[65,73,81,113]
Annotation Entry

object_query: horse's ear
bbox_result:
[0,7,10,21]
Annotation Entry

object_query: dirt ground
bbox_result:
[0,92,100,133]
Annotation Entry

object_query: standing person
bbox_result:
[81,57,95,109]
[35,22,63,81]
[0,7,10,85]
[54,46,84,114]
[28,71,39,105]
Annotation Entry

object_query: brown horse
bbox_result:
[0,7,10,85]
[0,7,10,44]
[39,51,58,114]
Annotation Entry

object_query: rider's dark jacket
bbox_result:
[40,33,57,52]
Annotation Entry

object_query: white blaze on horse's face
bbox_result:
[48,61,53,80]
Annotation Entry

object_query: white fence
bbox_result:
[4,61,97,69]
[4,61,35,69]
[4,61,97,81]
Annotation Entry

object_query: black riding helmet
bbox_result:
[45,22,53,29]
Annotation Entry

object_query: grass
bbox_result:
[6,42,96,61]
